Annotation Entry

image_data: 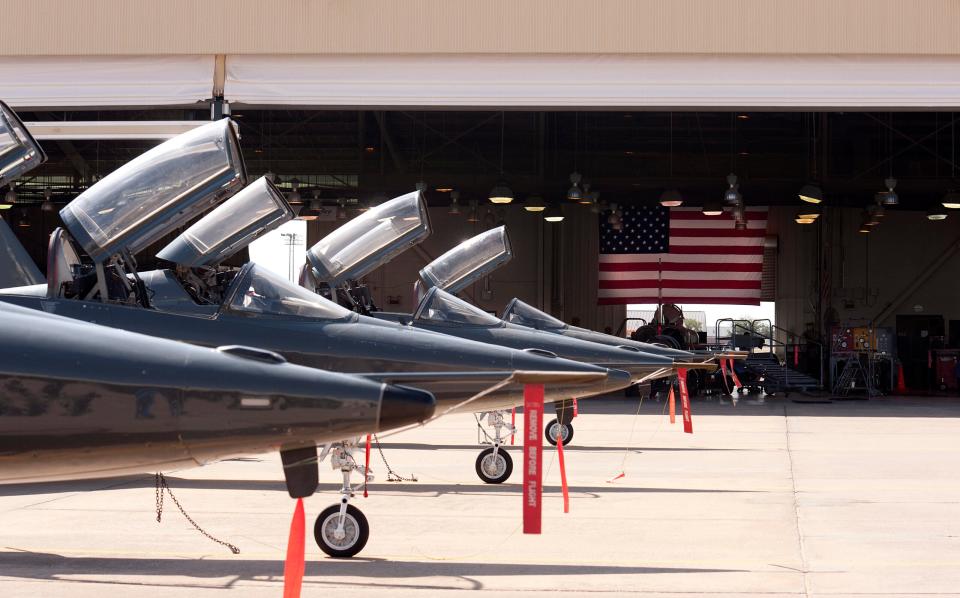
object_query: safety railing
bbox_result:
[715,319,824,390]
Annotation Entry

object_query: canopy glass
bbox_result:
[60,119,246,262]
[501,297,566,330]
[226,263,354,321]
[414,287,501,327]
[0,101,47,187]
[307,191,429,285]
[419,225,512,294]
[157,176,291,267]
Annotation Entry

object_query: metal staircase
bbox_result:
[745,352,821,394]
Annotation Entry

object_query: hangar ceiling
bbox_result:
[8,108,960,214]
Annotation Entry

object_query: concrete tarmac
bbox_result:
[1,396,959,597]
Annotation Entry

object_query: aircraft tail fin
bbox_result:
[0,216,44,288]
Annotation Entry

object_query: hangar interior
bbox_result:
[6,104,960,394]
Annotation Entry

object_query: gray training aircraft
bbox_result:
[0,115,625,556]
[0,301,435,485]
[298,193,714,482]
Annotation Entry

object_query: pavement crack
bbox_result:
[783,404,811,597]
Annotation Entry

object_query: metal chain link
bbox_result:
[372,434,417,482]
[155,472,240,554]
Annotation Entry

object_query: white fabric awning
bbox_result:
[225,54,960,109]
[0,56,214,108]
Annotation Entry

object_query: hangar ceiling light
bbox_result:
[723,173,741,204]
[798,183,823,204]
[566,172,583,201]
[941,190,960,209]
[701,200,723,216]
[524,195,545,212]
[927,206,948,221]
[544,204,564,223]
[659,188,683,208]
[488,181,514,204]
[879,177,899,206]
[488,112,513,205]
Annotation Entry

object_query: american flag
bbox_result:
[598,205,768,306]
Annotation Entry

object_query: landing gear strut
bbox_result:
[545,399,575,446]
[474,410,514,484]
[314,440,372,557]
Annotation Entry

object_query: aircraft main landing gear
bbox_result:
[544,399,575,446]
[474,410,514,484]
[315,440,372,558]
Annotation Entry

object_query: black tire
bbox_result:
[314,503,369,558]
[544,419,574,446]
[475,447,513,484]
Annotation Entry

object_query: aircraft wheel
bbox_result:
[544,419,574,446]
[475,447,513,484]
[314,504,369,558]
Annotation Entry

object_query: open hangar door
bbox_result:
[6,53,960,393]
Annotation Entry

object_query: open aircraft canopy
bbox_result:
[419,225,512,295]
[414,287,502,327]
[60,119,246,263]
[157,176,291,267]
[307,191,429,286]
[0,101,46,187]
[501,297,566,330]
[225,262,356,322]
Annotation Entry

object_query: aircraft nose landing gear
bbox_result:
[474,410,514,484]
[544,418,574,446]
[314,440,371,558]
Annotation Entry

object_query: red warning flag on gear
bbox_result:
[523,384,544,534]
[668,385,676,424]
[283,498,306,598]
[677,368,693,434]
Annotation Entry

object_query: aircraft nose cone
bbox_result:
[378,385,436,430]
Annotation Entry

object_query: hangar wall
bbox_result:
[774,205,960,341]
[4,0,959,56]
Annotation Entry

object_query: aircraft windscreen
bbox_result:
[227,264,354,321]
[60,119,245,262]
[0,101,46,187]
[157,176,291,266]
[502,298,566,330]
[419,226,512,293]
[307,191,428,285]
[415,288,502,327]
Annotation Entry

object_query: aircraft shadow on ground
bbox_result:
[0,550,745,591]
[0,475,762,498]
[583,396,960,418]
[376,442,747,452]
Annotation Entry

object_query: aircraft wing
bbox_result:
[357,370,605,386]
[366,370,607,439]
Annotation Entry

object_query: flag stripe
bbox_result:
[670,228,766,238]
[599,253,761,264]
[600,279,761,290]
[600,296,761,306]
[667,245,764,255]
[600,270,762,281]
[599,261,763,272]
